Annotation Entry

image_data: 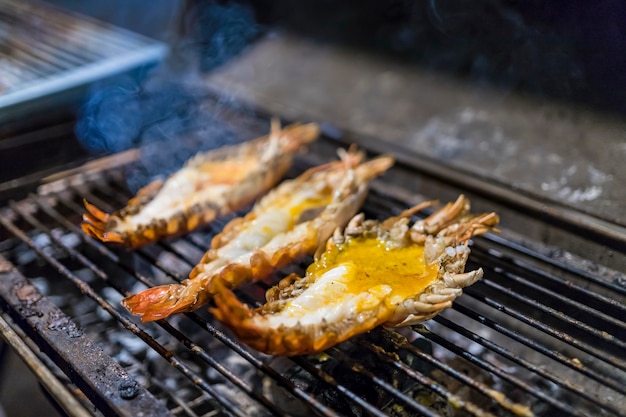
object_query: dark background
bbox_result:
[52,0,626,116]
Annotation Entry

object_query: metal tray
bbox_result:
[0,0,167,123]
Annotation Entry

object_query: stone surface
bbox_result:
[204,33,626,227]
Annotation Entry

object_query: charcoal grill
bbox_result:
[2,1,626,415]
[0,93,625,417]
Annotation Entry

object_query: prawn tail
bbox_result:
[121,280,211,322]
[83,199,109,224]
[81,199,125,244]
[80,222,124,244]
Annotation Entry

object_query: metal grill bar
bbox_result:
[287,355,393,417]
[360,332,529,416]
[8,198,299,417]
[0,0,151,63]
[0,0,166,123]
[326,346,460,417]
[411,325,584,417]
[0,252,171,417]
[484,233,626,297]
[464,280,626,372]
[68,187,386,417]
[452,299,626,398]
[435,311,624,417]
[0,314,93,417]
[0,215,254,417]
[83,171,555,417]
[35,192,344,417]
[1,130,625,417]
[473,278,626,365]
[180,315,341,417]
[472,248,626,332]
[4,0,150,50]
[0,50,53,82]
[2,36,76,76]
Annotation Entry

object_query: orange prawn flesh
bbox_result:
[121,148,395,322]
[81,121,320,248]
[210,195,499,356]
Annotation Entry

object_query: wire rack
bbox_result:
[0,132,625,417]
[0,0,167,122]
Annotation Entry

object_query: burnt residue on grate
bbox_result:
[0,132,625,417]
[0,255,171,417]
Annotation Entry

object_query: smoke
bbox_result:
[75,0,260,193]
[189,0,259,71]
[75,77,144,155]
[75,73,256,193]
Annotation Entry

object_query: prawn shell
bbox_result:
[81,122,320,248]
[210,276,393,355]
[209,195,499,356]
[121,150,395,322]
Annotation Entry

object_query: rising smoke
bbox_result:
[75,0,259,192]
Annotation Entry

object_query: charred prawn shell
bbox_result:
[81,120,320,248]
[121,147,394,322]
[210,195,499,356]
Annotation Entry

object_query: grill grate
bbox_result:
[0,0,166,122]
[0,129,625,417]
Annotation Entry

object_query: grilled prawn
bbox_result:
[121,148,395,322]
[81,120,320,248]
[210,195,499,356]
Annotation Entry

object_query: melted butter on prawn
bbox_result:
[210,196,499,356]
[121,148,395,322]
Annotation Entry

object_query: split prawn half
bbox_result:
[81,120,320,248]
[210,195,499,356]
[121,147,395,322]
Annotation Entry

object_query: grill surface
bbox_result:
[0,110,625,416]
[0,0,167,123]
